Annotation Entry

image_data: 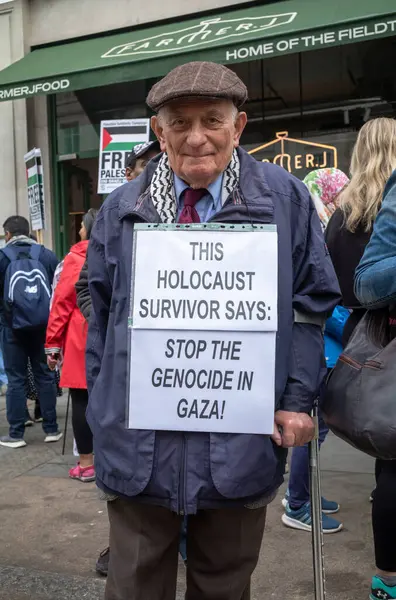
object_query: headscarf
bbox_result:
[303,168,349,231]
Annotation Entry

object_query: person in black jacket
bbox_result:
[325,207,371,345]
[75,259,90,321]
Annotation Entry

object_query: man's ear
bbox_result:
[151,116,166,152]
[233,112,247,148]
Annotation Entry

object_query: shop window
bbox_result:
[59,123,80,155]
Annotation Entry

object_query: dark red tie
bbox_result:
[178,188,206,224]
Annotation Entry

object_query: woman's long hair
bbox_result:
[82,208,98,240]
[339,117,396,232]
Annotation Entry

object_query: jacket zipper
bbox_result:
[178,434,186,515]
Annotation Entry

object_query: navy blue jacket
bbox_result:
[0,239,59,327]
[86,149,340,513]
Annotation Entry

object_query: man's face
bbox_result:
[151,99,247,189]
[125,151,158,181]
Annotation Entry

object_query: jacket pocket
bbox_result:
[88,401,156,496]
[209,433,277,499]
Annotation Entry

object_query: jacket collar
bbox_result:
[118,148,272,222]
[118,155,162,222]
[7,235,36,246]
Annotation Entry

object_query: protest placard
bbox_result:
[128,225,278,435]
[24,148,45,232]
[131,227,278,332]
[129,328,276,434]
[97,118,150,194]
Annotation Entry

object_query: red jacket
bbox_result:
[45,240,88,389]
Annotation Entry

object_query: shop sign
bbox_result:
[0,79,70,100]
[102,12,297,58]
[248,132,338,178]
[24,148,46,231]
[97,119,150,194]
[225,19,396,61]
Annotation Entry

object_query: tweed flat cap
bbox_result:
[147,61,248,111]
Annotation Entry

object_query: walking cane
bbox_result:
[309,401,326,600]
[61,390,71,456]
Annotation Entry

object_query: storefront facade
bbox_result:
[0,0,395,254]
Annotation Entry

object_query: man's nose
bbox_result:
[186,123,207,147]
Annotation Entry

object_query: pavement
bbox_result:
[0,393,376,600]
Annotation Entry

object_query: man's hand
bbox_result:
[271,410,315,447]
[47,354,59,371]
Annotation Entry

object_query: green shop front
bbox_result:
[0,0,395,256]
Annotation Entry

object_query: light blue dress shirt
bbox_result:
[174,173,223,223]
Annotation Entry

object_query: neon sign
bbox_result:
[248,131,338,176]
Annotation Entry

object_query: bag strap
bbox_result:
[0,245,19,263]
[28,244,42,261]
[1,243,42,263]
[294,309,326,328]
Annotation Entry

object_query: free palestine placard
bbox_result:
[98,119,149,194]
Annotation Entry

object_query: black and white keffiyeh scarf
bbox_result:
[150,150,241,223]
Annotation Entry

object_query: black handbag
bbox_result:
[322,311,396,460]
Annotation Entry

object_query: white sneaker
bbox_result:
[44,431,63,443]
[0,435,26,449]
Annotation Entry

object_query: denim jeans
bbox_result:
[0,344,7,386]
[2,326,58,439]
[288,410,329,510]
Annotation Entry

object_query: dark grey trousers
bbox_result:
[105,498,267,600]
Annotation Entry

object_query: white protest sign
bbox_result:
[98,119,150,194]
[24,148,46,231]
[132,228,278,331]
[128,226,278,434]
[129,328,276,434]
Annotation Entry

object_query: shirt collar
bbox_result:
[173,173,223,207]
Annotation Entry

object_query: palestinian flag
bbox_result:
[101,124,149,152]
[26,156,43,186]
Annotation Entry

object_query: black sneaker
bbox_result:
[96,547,110,576]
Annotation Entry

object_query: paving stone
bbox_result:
[0,394,377,599]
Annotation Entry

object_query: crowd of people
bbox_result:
[0,60,395,600]
[281,116,396,600]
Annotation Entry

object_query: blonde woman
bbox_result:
[325,117,396,345]
[326,117,396,600]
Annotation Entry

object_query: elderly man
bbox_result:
[87,61,340,600]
